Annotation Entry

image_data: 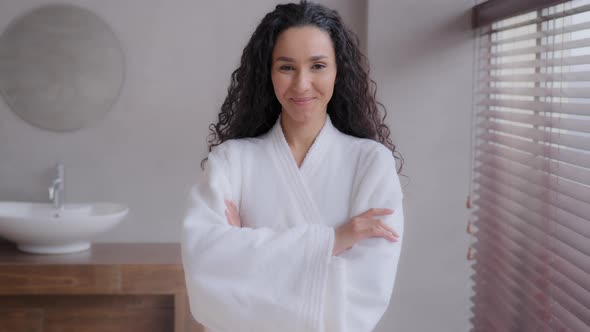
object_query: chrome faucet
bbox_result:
[49,163,65,210]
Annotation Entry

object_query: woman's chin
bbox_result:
[282,108,325,124]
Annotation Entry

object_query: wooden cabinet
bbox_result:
[0,243,203,332]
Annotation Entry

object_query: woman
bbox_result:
[181,2,404,332]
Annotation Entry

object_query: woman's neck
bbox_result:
[280,112,327,166]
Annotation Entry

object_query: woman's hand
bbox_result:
[224,199,241,227]
[333,208,399,256]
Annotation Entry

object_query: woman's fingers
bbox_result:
[334,208,399,256]
[361,208,395,218]
[376,219,399,238]
[364,209,399,240]
[224,208,233,225]
[354,217,399,242]
[224,199,238,214]
[224,199,241,227]
[380,226,398,242]
[365,219,397,242]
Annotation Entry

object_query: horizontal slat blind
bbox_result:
[470,0,590,331]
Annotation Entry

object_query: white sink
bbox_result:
[0,201,128,254]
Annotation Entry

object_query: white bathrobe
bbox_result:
[181,114,404,332]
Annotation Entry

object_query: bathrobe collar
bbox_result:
[268,112,338,224]
[269,112,337,178]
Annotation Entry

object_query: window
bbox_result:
[470,1,590,330]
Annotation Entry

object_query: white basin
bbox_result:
[0,201,128,254]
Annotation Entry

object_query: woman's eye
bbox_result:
[279,65,294,71]
[312,63,326,70]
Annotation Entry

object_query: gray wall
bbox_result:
[0,0,475,331]
[368,0,475,331]
[0,0,366,243]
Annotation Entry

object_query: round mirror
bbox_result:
[0,4,125,132]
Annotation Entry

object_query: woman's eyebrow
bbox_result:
[275,55,329,62]
[275,56,295,62]
[309,55,328,61]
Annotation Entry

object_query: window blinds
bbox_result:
[470,1,590,331]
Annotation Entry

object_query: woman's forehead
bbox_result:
[272,26,335,61]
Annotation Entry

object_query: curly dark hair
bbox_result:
[206,0,403,173]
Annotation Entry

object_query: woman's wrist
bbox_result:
[332,227,347,256]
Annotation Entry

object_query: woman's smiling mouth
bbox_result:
[290,97,315,105]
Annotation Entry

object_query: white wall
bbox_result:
[0,0,366,242]
[368,0,475,331]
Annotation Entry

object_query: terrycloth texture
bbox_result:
[182,114,404,332]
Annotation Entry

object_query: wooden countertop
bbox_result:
[0,243,203,331]
[0,243,187,296]
[0,243,183,265]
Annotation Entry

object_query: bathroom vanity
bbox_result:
[0,243,203,332]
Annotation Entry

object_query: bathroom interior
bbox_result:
[1,0,588,331]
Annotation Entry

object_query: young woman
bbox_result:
[181,2,404,331]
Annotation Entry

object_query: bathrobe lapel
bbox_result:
[268,114,335,226]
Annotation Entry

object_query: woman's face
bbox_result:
[271,26,337,125]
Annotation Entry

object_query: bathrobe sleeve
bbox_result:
[181,145,334,332]
[323,144,404,332]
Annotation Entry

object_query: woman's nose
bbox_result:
[292,71,311,93]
